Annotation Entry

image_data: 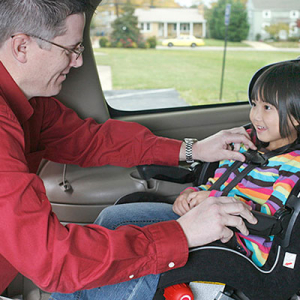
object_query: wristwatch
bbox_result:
[184,138,198,163]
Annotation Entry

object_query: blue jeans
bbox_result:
[50,202,179,300]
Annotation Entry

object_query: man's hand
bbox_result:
[173,190,210,216]
[180,127,256,163]
[177,196,257,248]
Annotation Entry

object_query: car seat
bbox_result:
[115,159,300,300]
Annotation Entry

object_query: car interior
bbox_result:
[3,0,300,299]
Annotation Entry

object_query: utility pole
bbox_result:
[219,3,231,101]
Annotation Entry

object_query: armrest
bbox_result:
[136,163,202,184]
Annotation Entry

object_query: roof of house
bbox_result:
[134,8,205,23]
[250,0,300,11]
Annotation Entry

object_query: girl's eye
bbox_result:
[264,105,271,110]
[251,101,256,107]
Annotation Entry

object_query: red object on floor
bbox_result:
[164,283,194,300]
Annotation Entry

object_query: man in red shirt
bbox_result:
[0,0,257,297]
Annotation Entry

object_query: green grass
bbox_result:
[94,48,297,105]
[156,38,249,47]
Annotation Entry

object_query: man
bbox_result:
[0,0,257,296]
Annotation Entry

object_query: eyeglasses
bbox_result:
[29,35,84,60]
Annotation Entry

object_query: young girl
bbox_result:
[173,60,300,267]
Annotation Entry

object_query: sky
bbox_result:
[176,0,215,7]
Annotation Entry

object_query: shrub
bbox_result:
[147,36,157,48]
[99,37,108,48]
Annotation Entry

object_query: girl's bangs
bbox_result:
[250,71,278,108]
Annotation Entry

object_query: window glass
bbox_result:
[290,10,299,19]
[262,10,271,18]
[92,0,300,112]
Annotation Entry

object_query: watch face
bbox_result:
[184,138,197,143]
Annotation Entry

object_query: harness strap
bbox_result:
[208,143,300,195]
[221,164,257,196]
[208,161,243,191]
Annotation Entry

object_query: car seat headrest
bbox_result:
[247,58,300,105]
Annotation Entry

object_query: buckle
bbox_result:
[243,149,268,166]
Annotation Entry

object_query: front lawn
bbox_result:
[94,48,297,105]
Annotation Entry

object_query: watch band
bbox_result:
[184,138,198,163]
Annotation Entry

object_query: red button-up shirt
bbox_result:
[0,62,188,293]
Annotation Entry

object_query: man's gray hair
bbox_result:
[0,0,92,47]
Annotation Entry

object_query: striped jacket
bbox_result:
[196,145,300,266]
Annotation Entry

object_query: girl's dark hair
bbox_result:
[249,60,300,148]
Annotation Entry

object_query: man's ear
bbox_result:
[10,34,31,63]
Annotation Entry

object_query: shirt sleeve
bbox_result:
[40,98,182,168]
[0,108,188,293]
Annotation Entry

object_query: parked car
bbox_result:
[161,35,205,47]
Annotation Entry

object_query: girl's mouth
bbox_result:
[256,125,267,133]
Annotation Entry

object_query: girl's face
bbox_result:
[250,97,298,150]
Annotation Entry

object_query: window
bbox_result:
[180,23,190,32]
[290,10,299,19]
[93,2,298,112]
[289,22,298,35]
[262,10,271,18]
[140,22,151,32]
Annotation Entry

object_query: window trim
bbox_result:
[107,99,248,118]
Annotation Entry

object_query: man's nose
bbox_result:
[70,53,83,68]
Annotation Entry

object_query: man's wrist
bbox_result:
[184,138,198,163]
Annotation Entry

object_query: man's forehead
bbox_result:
[54,13,85,44]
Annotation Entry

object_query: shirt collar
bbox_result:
[0,61,34,124]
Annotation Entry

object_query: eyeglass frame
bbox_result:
[11,34,84,60]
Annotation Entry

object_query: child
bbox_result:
[173,60,300,267]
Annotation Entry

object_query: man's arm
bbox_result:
[41,98,182,168]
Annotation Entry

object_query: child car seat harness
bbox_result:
[205,141,300,240]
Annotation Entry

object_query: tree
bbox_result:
[265,23,289,40]
[208,0,249,42]
[110,3,142,47]
[97,0,180,17]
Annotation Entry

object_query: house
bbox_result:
[247,0,300,40]
[134,7,206,39]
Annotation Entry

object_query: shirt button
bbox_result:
[129,274,134,279]
[168,262,175,268]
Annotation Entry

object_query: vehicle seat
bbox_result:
[115,161,300,300]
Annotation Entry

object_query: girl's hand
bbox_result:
[173,189,194,216]
[188,190,211,209]
[173,190,211,216]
